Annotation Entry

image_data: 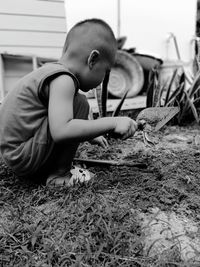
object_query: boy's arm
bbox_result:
[48,75,116,143]
[48,75,137,143]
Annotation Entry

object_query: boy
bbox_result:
[0,18,138,186]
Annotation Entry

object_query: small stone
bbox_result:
[194,135,200,146]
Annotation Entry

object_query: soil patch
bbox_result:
[79,124,200,216]
[78,124,200,261]
[1,124,200,265]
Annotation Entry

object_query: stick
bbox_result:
[73,158,147,169]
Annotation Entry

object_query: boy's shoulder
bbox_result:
[32,62,68,78]
[22,62,79,90]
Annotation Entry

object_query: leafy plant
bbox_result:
[146,65,200,125]
[112,90,129,117]
[95,72,128,118]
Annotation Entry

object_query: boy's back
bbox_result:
[0,62,79,176]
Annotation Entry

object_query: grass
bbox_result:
[0,159,146,267]
[1,132,200,267]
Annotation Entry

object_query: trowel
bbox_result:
[110,106,180,144]
[136,106,179,132]
[74,106,179,168]
[136,106,179,146]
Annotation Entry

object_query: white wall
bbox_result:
[65,0,197,62]
[121,0,197,62]
[0,0,66,59]
[65,0,117,33]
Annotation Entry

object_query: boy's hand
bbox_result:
[90,136,109,149]
[113,117,138,140]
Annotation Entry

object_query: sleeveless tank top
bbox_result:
[0,62,80,175]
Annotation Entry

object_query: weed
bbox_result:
[146,66,200,125]
[95,72,128,119]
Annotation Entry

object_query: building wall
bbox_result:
[0,0,67,99]
[0,0,66,59]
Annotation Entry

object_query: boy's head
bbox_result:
[61,18,117,90]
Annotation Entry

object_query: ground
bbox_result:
[79,123,200,215]
[1,124,200,266]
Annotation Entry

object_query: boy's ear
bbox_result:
[88,50,100,69]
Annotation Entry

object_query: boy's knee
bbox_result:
[73,93,89,119]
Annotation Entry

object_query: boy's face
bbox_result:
[80,50,116,92]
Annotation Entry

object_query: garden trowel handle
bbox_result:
[137,120,147,131]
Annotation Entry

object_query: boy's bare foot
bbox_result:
[46,166,95,187]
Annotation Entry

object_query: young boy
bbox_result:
[0,18,138,186]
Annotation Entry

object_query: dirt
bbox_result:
[79,124,200,214]
[139,207,200,262]
[1,123,200,264]
[78,123,200,262]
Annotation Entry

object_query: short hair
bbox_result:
[62,18,116,54]
[74,18,115,39]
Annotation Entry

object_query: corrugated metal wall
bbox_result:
[0,0,66,59]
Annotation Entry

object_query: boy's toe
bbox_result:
[46,166,95,187]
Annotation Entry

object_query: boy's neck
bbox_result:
[57,57,82,87]
[58,57,70,69]
[59,54,84,79]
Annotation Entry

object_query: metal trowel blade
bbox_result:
[136,107,179,131]
[154,107,179,131]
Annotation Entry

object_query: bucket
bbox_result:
[132,53,163,94]
[108,50,144,98]
[159,60,190,89]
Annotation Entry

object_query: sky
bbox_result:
[65,0,197,62]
